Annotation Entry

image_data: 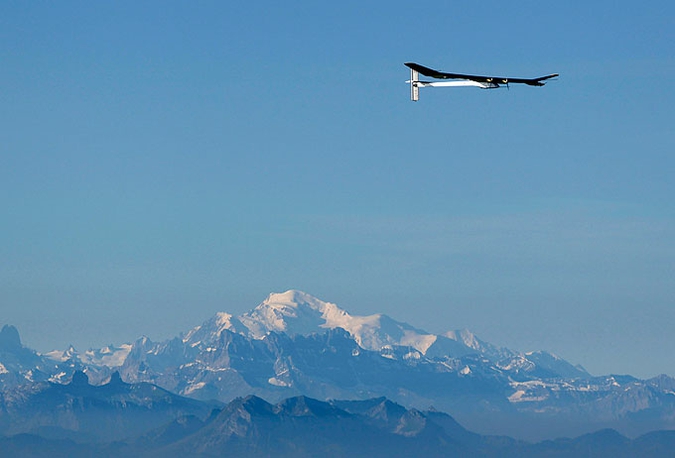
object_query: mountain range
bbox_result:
[2,290,675,442]
[2,372,675,457]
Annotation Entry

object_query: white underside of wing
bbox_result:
[406,72,499,101]
[417,80,493,89]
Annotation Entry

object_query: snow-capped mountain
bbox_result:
[3,290,675,440]
[236,290,442,354]
[35,290,567,377]
[0,324,80,386]
[0,324,121,388]
[182,290,509,361]
[45,343,132,368]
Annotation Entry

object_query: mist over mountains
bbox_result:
[2,370,675,458]
[2,290,675,453]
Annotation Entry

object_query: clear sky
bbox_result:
[2,1,673,378]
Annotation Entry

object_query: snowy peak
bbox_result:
[239,290,341,338]
[231,290,439,355]
[44,345,78,362]
[339,313,437,354]
[44,343,131,368]
[34,290,584,383]
[524,350,590,379]
[81,344,132,367]
[444,329,481,349]
[179,290,344,348]
[264,290,328,311]
[183,312,247,346]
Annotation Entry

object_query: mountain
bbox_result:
[3,290,675,441]
[109,290,675,440]
[45,343,132,368]
[182,290,513,361]
[157,395,484,457]
[3,394,675,458]
[0,324,105,388]
[0,370,218,443]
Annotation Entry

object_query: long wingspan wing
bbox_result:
[404,62,558,87]
[506,73,559,86]
[404,62,501,82]
[404,63,455,80]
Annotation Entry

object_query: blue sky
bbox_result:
[2,1,674,378]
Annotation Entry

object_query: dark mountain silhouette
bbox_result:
[3,392,675,457]
[0,370,218,442]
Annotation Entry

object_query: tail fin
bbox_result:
[410,68,419,101]
[532,73,559,86]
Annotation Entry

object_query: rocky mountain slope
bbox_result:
[2,291,674,440]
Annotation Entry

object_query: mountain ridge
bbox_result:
[179,290,528,364]
[2,290,675,441]
[2,379,674,458]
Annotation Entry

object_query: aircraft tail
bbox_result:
[531,73,559,86]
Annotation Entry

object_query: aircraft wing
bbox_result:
[404,62,558,87]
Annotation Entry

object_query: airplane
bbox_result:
[404,62,558,101]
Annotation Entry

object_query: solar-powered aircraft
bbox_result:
[405,62,558,101]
